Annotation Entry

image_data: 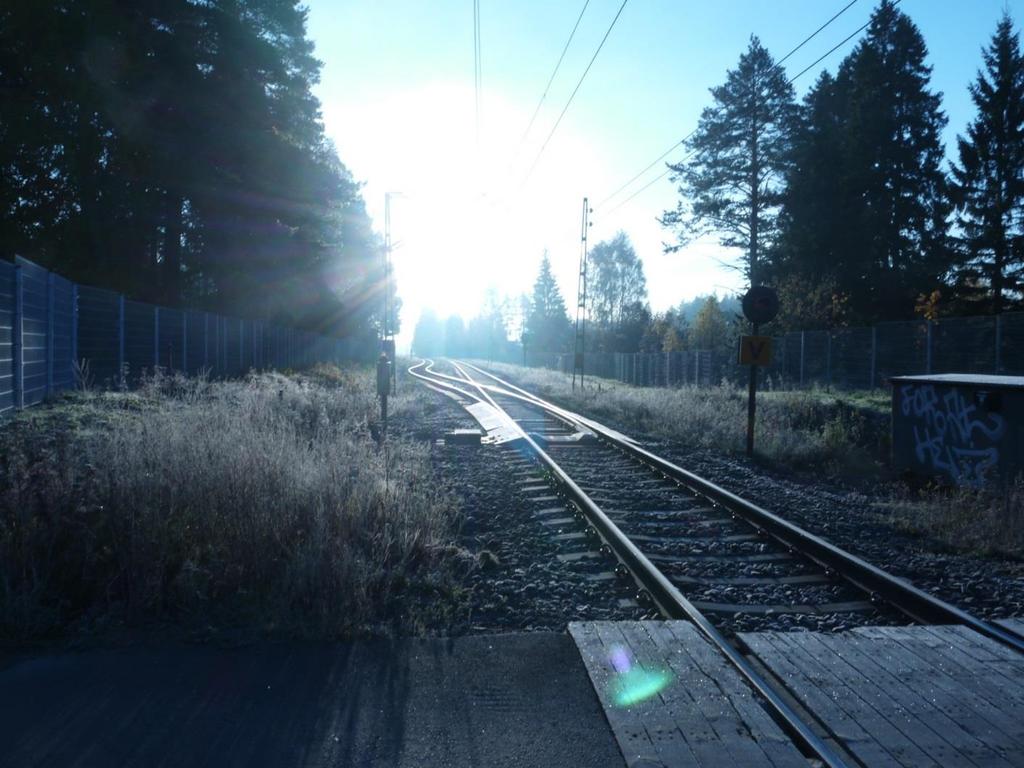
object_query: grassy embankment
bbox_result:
[478,361,888,472]
[0,364,464,645]
[476,361,1023,558]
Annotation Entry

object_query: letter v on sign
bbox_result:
[738,335,773,367]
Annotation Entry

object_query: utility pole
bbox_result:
[382,192,398,394]
[572,197,591,391]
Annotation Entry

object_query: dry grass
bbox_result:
[476,362,882,473]
[874,481,1024,558]
[0,366,462,644]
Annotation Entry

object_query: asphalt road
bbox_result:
[0,632,625,768]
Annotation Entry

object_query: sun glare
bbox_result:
[324,81,610,343]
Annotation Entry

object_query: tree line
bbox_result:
[2,1,386,341]
[418,2,1024,363]
[664,0,1024,326]
[410,235,740,361]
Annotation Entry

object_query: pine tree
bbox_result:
[523,253,571,354]
[661,36,796,286]
[950,13,1024,314]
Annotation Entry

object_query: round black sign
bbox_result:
[741,286,779,325]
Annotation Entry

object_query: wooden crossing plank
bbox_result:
[742,632,920,766]
[855,626,1024,712]
[743,626,1024,768]
[798,631,1010,767]
[859,626,1024,708]
[838,629,1024,756]
[569,621,805,768]
[569,622,667,767]
[657,622,805,767]
[597,623,704,767]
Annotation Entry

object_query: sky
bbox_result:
[304,0,1024,351]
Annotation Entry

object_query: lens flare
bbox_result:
[610,646,632,674]
[607,646,674,707]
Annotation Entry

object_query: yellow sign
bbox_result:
[739,335,773,366]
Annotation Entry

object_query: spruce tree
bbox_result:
[523,253,571,354]
[775,72,846,284]
[831,0,950,320]
[661,36,796,286]
[950,13,1024,314]
[1,0,384,341]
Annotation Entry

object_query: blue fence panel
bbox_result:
[2,259,357,415]
[0,261,14,414]
[16,257,49,407]
[15,257,48,405]
[124,299,156,382]
[77,286,121,387]
[1002,314,1024,375]
[210,314,223,377]
[224,317,238,377]
[158,307,184,371]
[185,310,208,373]
[51,273,75,393]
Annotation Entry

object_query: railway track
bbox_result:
[410,358,1024,767]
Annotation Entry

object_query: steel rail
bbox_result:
[413,358,851,768]
[456,360,1024,654]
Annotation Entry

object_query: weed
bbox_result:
[876,480,1024,558]
[475,362,884,474]
[0,368,460,644]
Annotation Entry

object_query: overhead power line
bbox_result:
[511,0,592,163]
[787,0,899,83]
[777,0,858,67]
[520,0,630,189]
[604,167,673,217]
[473,0,482,148]
[595,0,861,213]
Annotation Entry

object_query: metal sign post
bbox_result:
[377,351,391,439]
[740,286,779,457]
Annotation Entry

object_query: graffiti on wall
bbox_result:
[900,384,1006,486]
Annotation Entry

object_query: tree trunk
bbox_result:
[749,93,760,287]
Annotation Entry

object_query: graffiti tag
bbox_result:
[900,384,1006,486]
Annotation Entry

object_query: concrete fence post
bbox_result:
[12,265,23,409]
[117,295,125,387]
[46,272,54,396]
[154,306,160,369]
